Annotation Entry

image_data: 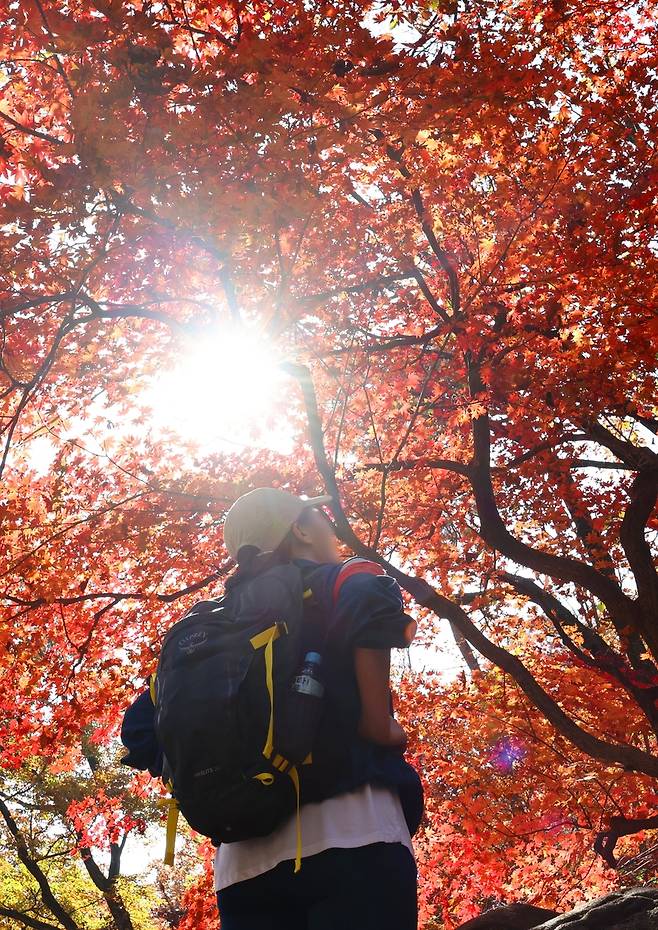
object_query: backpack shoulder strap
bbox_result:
[331,557,387,606]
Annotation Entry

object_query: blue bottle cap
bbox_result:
[304,651,322,664]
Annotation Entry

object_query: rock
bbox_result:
[457,904,559,929]
[535,887,658,929]
[455,888,658,930]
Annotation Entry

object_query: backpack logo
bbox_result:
[178,630,208,655]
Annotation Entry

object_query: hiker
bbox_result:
[214,487,423,930]
[119,487,424,929]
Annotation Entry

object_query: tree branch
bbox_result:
[581,418,658,471]
[280,360,480,673]
[0,905,64,930]
[595,813,658,867]
[501,572,658,733]
[558,467,617,579]
[0,797,80,930]
[1,569,227,612]
[414,583,658,777]
[75,841,135,930]
[355,457,471,478]
[317,326,451,358]
[357,456,636,473]
[467,399,646,653]
[284,361,658,775]
[411,188,461,318]
[0,111,65,146]
[620,467,658,633]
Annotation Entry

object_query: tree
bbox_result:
[0,739,198,930]
[0,0,656,926]
[396,654,658,927]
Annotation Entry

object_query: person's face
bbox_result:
[290,506,342,564]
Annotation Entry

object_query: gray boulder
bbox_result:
[537,888,658,929]
[457,903,558,928]
[456,888,658,930]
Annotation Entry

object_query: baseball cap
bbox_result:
[223,487,334,560]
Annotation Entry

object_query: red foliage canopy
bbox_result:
[0,0,656,926]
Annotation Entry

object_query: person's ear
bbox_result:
[290,518,312,544]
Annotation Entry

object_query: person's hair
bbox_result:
[224,508,314,593]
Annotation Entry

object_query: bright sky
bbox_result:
[26,320,299,475]
[138,321,299,456]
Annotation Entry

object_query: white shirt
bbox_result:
[214,781,415,891]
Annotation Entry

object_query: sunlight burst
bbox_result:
[142,323,296,454]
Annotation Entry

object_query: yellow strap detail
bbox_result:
[273,753,290,772]
[253,768,301,870]
[288,765,302,873]
[253,772,275,785]
[164,797,179,865]
[155,781,179,865]
[149,672,156,705]
[249,623,283,651]
[249,623,281,759]
[303,588,313,599]
[250,621,304,871]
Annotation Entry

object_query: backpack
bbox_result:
[145,559,333,872]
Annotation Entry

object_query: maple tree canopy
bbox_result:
[0,0,656,927]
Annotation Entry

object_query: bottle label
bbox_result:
[293,674,324,698]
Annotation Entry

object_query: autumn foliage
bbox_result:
[0,0,656,927]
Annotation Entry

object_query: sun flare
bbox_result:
[142,324,295,453]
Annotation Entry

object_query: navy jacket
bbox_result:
[120,557,424,838]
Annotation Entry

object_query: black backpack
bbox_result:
[149,559,329,872]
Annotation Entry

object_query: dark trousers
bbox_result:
[215,840,418,929]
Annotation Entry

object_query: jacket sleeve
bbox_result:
[329,559,417,650]
[119,686,163,778]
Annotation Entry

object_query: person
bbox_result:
[215,487,423,930]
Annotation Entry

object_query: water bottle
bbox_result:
[277,652,325,765]
[294,652,324,699]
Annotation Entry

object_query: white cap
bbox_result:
[223,487,333,559]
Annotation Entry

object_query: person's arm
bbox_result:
[354,646,408,749]
[328,558,418,750]
[119,685,164,777]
